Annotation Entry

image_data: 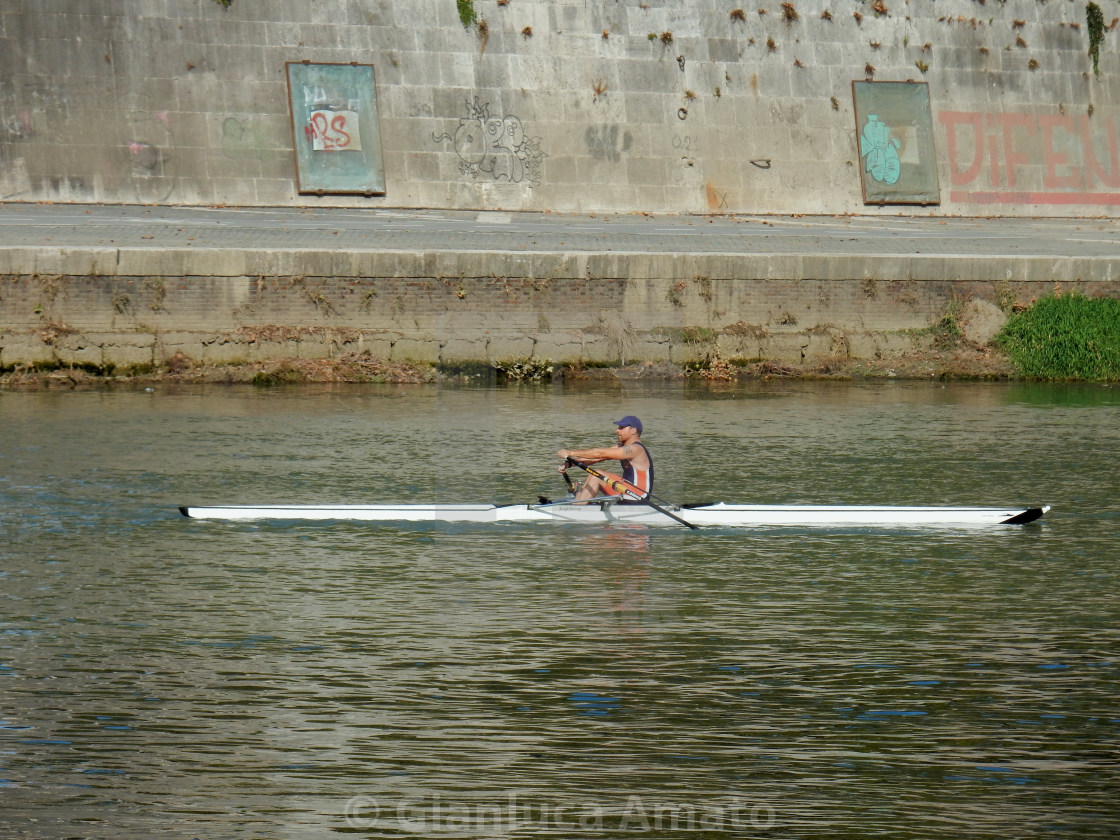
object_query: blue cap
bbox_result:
[614,415,643,433]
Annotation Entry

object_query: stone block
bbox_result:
[761,332,809,363]
[154,332,201,361]
[352,335,396,359]
[845,332,881,360]
[716,330,765,361]
[89,332,155,367]
[796,331,840,363]
[0,332,55,367]
[195,336,264,364]
[486,336,536,361]
[958,298,1007,346]
[439,338,489,362]
[293,339,338,360]
[390,336,441,363]
[557,332,611,364]
[533,332,593,363]
[52,333,104,367]
[706,38,742,63]
[632,338,673,362]
[667,341,708,364]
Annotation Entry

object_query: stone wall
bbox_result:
[1,0,1117,215]
[2,248,1112,370]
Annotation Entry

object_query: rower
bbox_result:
[557,416,653,504]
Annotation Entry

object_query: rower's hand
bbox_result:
[557,449,570,473]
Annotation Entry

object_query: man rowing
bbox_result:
[557,415,654,504]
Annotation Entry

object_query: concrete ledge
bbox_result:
[7,246,1119,285]
[1,323,952,370]
[2,246,1117,368]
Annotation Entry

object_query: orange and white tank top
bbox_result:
[620,442,653,500]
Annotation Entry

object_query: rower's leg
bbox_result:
[573,475,603,502]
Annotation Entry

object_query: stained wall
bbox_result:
[1,0,1117,215]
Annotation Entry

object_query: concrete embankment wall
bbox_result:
[2,247,1114,370]
[1,0,1118,216]
[2,2,1118,369]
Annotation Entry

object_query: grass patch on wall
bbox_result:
[928,297,964,348]
[457,0,478,29]
[1086,1,1106,76]
[995,292,1120,380]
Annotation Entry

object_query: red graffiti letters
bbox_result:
[305,109,361,152]
[939,109,1120,205]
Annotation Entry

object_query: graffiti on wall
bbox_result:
[126,108,177,203]
[285,63,385,195]
[221,116,274,163]
[860,115,902,185]
[0,81,70,141]
[940,110,1120,205]
[673,135,697,169]
[0,81,70,198]
[305,108,362,151]
[2,110,34,142]
[585,124,632,163]
[851,81,940,205]
[433,98,546,187]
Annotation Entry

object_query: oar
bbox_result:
[536,470,582,506]
[564,458,698,530]
[562,469,578,496]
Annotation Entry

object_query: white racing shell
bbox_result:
[179,502,1049,527]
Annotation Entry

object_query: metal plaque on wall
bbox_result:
[852,81,940,205]
[286,62,385,196]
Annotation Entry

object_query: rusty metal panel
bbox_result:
[285,62,385,196]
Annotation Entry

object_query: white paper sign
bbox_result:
[307,109,362,151]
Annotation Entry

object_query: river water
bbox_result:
[1,380,1118,839]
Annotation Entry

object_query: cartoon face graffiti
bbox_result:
[481,116,525,182]
[450,115,487,166]
[432,98,545,187]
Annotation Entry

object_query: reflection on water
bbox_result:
[1,381,1118,838]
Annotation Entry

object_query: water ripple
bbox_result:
[1,383,1118,838]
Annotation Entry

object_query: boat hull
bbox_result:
[178,503,1049,527]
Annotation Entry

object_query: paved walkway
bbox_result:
[0,203,1117,262]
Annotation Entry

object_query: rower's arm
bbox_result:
[557,445,628,464]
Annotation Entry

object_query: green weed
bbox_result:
[457,0,477,29]
[493,359,556,384]
[929,297,964,348]
[995,292,1120,380]
[1087,1,1106,76]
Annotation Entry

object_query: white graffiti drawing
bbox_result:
[432,98,546,187]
